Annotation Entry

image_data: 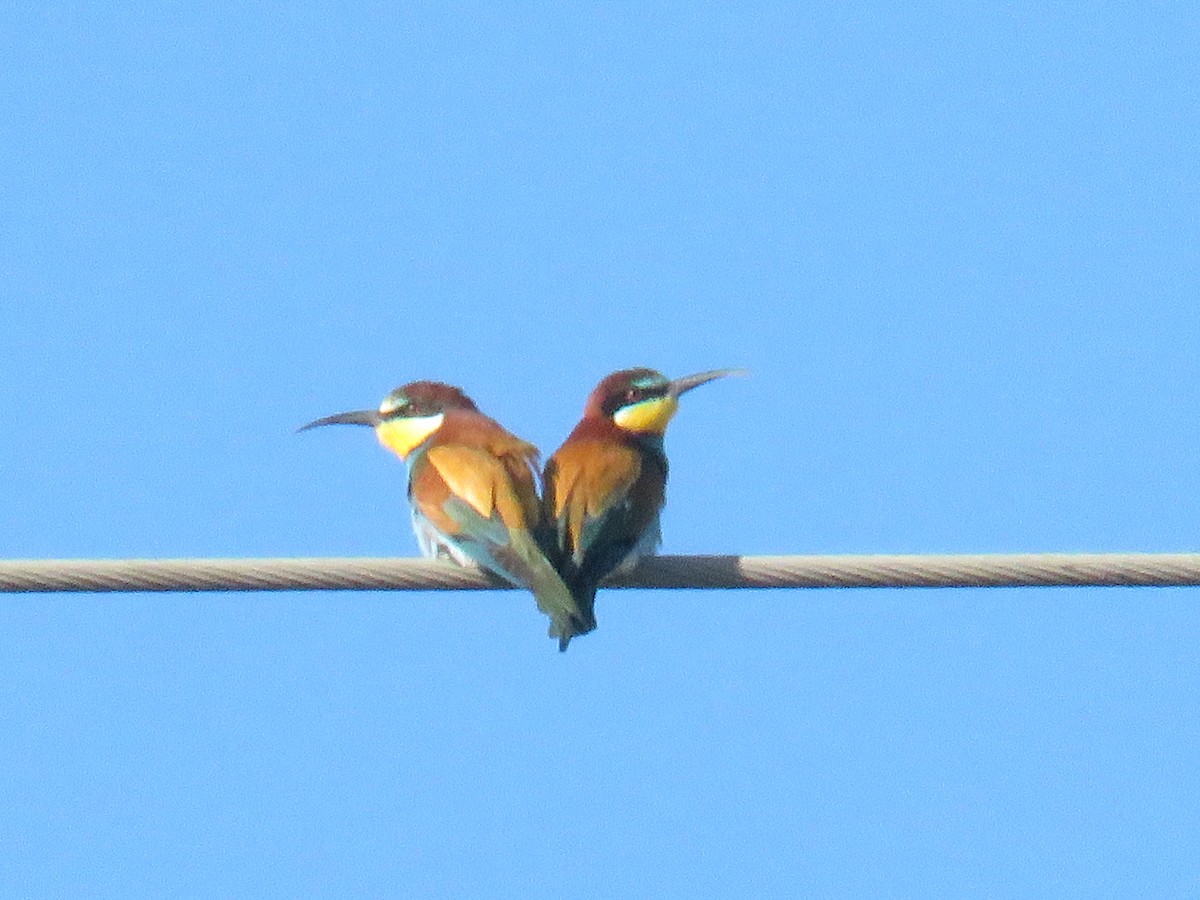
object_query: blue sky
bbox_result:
[2,2,1199,896]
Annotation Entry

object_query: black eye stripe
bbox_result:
[383,399,440,418]
[603,384,668,416]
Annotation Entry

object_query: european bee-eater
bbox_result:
[300,381,589,650]
[542,367,741,633]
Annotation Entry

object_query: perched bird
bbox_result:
[542,367,741,633]
[300,381,589,650]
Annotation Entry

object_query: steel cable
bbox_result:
[2,553,1199,594]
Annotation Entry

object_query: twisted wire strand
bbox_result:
[1,553,1199,594]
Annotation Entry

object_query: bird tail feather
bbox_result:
[507,533,594,651]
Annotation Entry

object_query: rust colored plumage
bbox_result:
[411,413,542,534]
[545,415,666,571]
[543,367,740,637]
[301,381,588,650]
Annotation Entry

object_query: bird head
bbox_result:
[585,367,744,435]
[300,381,478,460]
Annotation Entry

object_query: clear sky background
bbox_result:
[3,3,1199,896]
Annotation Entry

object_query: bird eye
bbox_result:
[381,399,410,418]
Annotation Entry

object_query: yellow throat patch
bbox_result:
[374,413,445,459]
[612,395,679,434]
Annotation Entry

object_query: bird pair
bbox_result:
[301,367,739,650]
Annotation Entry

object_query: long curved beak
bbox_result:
[297,409,381,432]
[669,368,747,397]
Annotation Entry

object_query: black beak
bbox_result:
[668,368,747,398]
[297,409,381,432]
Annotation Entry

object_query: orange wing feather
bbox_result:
[404,415,537,533]
[548,437,643,560]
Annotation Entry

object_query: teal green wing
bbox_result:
[417,444,592,649]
